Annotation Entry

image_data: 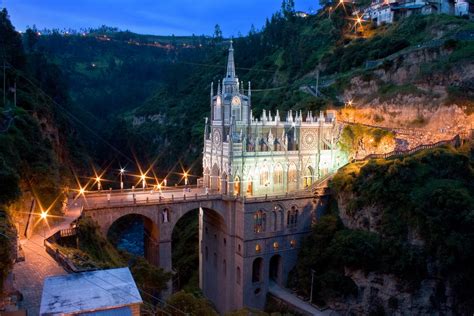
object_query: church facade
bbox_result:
[202,42,345,197]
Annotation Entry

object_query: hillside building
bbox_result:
[362,0,472,26]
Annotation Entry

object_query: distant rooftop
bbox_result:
[40,268,142,315]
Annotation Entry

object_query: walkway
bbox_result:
[268,282,335,316]
[12,206,81,315]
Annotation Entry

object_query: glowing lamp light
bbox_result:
[120,168,125,174]
[141,174,146,181]
[40,211,48,220]
[96,176,101,182]
[79,188,85,195]
[255,244,261,253]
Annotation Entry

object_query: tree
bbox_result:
[281,0,295,18]
[213,24,223,40]
[166,291,217,315]
[25,26,39,51]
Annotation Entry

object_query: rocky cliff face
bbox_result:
[340,44,474,147]
[332,194,459,315]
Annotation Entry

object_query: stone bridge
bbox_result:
[81,187,330,314]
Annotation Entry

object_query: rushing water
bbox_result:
[115,217,144,256]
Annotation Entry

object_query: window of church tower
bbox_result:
[232,108,241,121]
[254,210,266,233]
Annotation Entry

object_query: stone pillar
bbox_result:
[159,240,172,297]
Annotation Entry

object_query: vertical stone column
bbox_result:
[159,240,172,298]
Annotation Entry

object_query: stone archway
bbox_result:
[169,206,229,313]
[107,213,160,266]
[269,254,282,284]
[221,172,228,194]
[288,163,298,192]
[211,164,220,191]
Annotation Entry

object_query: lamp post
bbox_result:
[141,174,146,190]
[96,176,101,191]
[184,172,188,186]
[40,211,48,240]
[119,168,125,191]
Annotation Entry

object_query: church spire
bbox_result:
[226,40,236,79]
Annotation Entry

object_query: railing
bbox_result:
[59,228,77,237]
[83,189,321,211]
[352,135,460,162]
[81,184,200,197]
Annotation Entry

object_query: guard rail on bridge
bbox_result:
[82,189,321,210]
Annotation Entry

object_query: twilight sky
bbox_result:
[4,0,318,36]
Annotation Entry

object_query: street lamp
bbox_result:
[119,168,125,191]
[40,211,49,240]
[95,176,101,191]
[184,172,188,186]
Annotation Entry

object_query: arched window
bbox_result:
[288,164,297,184]
[287,206,299,228]
[273,164,284,185]
[252,258,263,283]
[259,167,269,187]
[237,266,241,285]
[254,210,266,233]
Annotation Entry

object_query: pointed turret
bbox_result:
[226,40,236,79]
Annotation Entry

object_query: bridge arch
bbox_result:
[106,212,160,266]
[169,205,229,311]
